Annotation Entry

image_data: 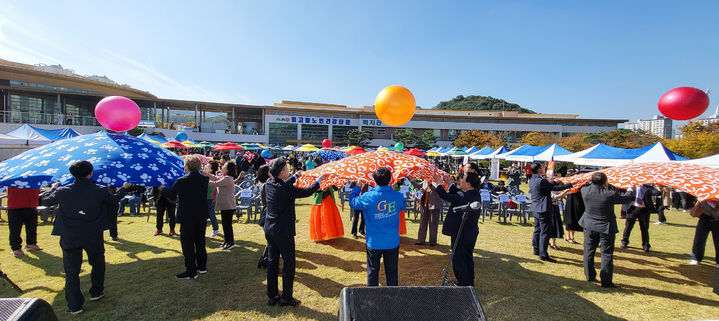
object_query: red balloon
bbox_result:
[658,87,710,120]
[322,139,332,148]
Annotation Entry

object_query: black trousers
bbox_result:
[60,235,105,311]
[8,208,38,251]
[179,222,207,274]
[622,208,651,249]
[657,205,667,223]
[156,202,176,232]
[108,208,118,239]
[351,209,365,235]
[366,246,399,286]
[584,229,615,286]
[220,210,235,246]
[266,234,296,300]
[691,215,719,264]
[453,231,478,286]
[532,211,551,258]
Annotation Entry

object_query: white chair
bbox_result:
[235,189,253,219]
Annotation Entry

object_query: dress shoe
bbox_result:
[415,242,426,245]
[279,297,301,306]
[587,278,599,283]
[268,296,280,306]
[533,250,539,256]
[540,256,557,263]
[25,244,43,251]
[601,283,619,288]
[429,243,437,247]
[643,245,651,252]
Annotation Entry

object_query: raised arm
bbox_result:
[40,184,61,206]
[434,184,464,204]
[349,186,369,210]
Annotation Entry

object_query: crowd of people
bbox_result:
[3,147,718,314]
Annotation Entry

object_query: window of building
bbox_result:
[432,129,441,138]
[377,128,386,135]
[269,123,298,145]
[300,124,329,144]
[9,94,57,124]
[332,126,358,145]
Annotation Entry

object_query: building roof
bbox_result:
[0,58,157,100]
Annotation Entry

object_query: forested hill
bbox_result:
[434,95,536,114]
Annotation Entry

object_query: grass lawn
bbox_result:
[0,194,718,320]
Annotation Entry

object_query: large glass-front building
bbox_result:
[0,59,627,147]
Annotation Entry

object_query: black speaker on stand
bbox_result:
[338,286,488,321]
[0,298,58,321]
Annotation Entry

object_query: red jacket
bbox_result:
[7,187,40,210]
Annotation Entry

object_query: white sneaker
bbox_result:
[653,221,665,225]
[210,230,219,237]
[689,259,699,265]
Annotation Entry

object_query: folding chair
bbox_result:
[497,194,511,223]
[480,191,497,222]
[235,189,253,220]
[508,194,529,224]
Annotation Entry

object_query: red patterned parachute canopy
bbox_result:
[556,162,719,200]
[296,151,452,190]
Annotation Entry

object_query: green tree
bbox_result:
[557,133,594,152]
[663,122,719,158]
[415,130,438,150]
[586,129,660,148]
[434,95,536,113]
[345,129,373,148]
[454,130,506,149]
[128,127,145,136]
[520,131,558,146]
[393,129,418,147]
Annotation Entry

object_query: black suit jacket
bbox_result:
[437,184,465,237]
[579,184,635,234]
[41,178,126,239]
[528,175,572,214]
[162,171,209,224]
[264,175,320,237]
[436,186,481,239]
[626,185,660,218]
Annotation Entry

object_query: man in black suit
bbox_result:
[621,184,660,252]
[40,161,130,315]
[528,162,573,262]
[160,155,211,280]
[441,162,479,249]
[264,157,326,306]
[580,172,635,288]
[435,172,483,286]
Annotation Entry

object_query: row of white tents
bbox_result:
[431,143,718,168]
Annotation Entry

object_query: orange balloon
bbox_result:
[374,85,416,127]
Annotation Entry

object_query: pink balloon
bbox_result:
[95,96,141,132]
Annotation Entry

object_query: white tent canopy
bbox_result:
[680,154,719,168]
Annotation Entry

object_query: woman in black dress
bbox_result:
[562,190,585,244]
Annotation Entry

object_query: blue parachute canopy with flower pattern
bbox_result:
[310,150,345,162]
[0,132,185,188]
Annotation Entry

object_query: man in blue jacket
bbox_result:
[41,161,130,315]
[350,167,406,286]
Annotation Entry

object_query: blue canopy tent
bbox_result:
[504,144,572,162]
[468,146,494,159]
[7,124,80,142]
[138,133,169,144]
[465,146,480,154]
[571,143,688,166]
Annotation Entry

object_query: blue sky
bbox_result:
[1,0,717,123]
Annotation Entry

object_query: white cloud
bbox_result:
[0,11,252,105]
